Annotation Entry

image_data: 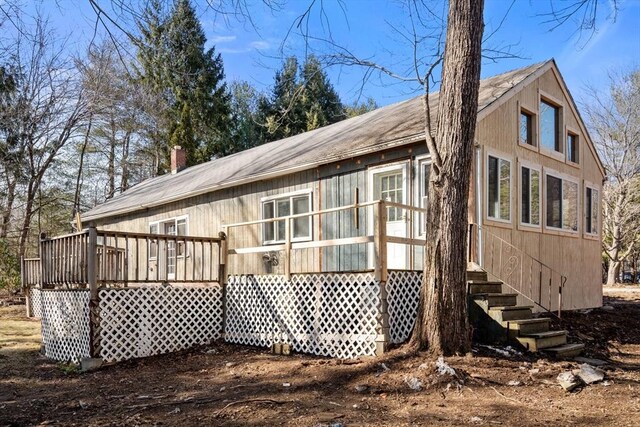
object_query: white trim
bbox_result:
[485,148,513,224]
[414,155,432,237]
[517,159,542,230]
[542,167,580,234]
[260,188,313,203]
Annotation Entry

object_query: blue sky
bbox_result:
[28,0,640,106]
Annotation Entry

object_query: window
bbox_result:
[487,154,511,222]
[262,192,312,244]
[519,110,534,146]
[567,132,579,164]
[419,160,431,234]
[585,186,599,235]
[545,173,578,232]
[540,99,561,153]
[520,165,540,226]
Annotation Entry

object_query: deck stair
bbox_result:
[467,268,584,358]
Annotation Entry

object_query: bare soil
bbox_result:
[1,290,639,427]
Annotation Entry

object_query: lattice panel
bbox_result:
[30,288,43,318]
[98,285,223,362]
[225,273,383,359]
[387,270,422,344]
[40,290,91,362]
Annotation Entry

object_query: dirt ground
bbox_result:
[1,289,639,427]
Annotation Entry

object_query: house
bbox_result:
[27,59,603,363]
[80,59,604,311]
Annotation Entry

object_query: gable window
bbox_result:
[545,172,578,232]
[519,109,535,146]
[540,99,561,153]
[487,154,511,222]
[262,192,312,244]
[585,185,599,235]
[567,132,579,164]
[520,165,540,227]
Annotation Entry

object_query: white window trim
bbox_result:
[260,189,313,245]
[543,168,580,234]
[415,155,432,237]
[485,148,513,225]
[538,91,565,161]
[518,159,542,230]
[148,215,189,260]
[584,180,601,237]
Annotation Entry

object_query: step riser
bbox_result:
[483,295,518,307]
[468,284,502,294]
[517,334,567,351]
[489,308,532,322]
[467,272,488,281]
[506,322,550,339]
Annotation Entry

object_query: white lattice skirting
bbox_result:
[226,273,385,359]
[98,285,223,362]
[387,270,422,344]
[30,288,43,318]
[40,290,91,362]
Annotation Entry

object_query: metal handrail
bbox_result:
[469,223,566,318]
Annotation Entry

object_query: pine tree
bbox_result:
[258,55,345,143]
[135,0,231,171]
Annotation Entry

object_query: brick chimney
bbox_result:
[171,146,186,174]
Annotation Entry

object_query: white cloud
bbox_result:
[210,35,237,44]
[249,40,270,50]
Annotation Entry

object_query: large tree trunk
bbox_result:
[607,260,620,285]
[409,0,484,355]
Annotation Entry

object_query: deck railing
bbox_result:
[469,223,566,317]
[224,200,427,281]
[34,227,226,288]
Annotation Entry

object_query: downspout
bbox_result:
[475,143,483,267]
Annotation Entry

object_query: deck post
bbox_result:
[87,224,101,359]
[373,201,387,282]
[21,257,33,317]
[219,231,228,339]
[375,280,390,356]
[39,233,47,289]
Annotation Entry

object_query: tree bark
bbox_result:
[409,0,484,355]
[607,260,620,285]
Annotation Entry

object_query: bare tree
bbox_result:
[0,12,88,257]
[584,68,640,285]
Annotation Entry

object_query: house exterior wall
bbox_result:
[475,67,604,310]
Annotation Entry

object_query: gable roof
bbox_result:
[82,60,555,222]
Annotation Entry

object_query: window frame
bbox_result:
[584,181,600,238]
[260,189,313,245]
[415,155,432,236]
[538,92,564,161]
[518,104,537,149]
[518,160,542,231]
[543,168,579,235]
[485,149,513,225]
[566,128,580,166]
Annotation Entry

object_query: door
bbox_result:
[369,163,409,269]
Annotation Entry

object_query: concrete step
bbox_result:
[468,281,503,294]
[488,305,533,322]
[517,330,567,351]
[543,343,585,359]
[473,293,518,308]
[467,270,488,282]
[503,318,551,338]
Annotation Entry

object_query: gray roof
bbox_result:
[83,60,550,221]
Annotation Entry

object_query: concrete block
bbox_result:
[80,357,103,372]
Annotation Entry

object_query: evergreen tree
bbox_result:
[258,55,345,143]
[227,80,264,154]
[135,0,231,171]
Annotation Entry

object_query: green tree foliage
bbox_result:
[345,97,378,118]
[259,55,345,143]
[227,80,264,154]
[135,0,231,171]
